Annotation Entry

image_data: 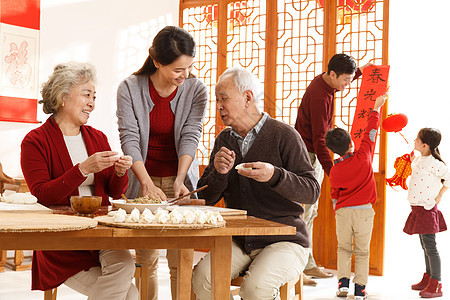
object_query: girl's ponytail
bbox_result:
[418,128,445,164]
[431,147,444,163]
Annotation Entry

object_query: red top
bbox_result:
[295,70,361,175]
[21,116,128,206]
[329,111,380,211]
[20,116,128,290]
[145,78,178,177]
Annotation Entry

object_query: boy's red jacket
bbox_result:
[330,111,380,211]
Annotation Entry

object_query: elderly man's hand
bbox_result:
[236,162,274,182]
[214,147,236,174]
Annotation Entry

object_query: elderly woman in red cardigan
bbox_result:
[21,62,138,300]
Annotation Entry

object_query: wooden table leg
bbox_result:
[0,250,6,272]
[177,249,194,300]
[139,265,149,300]
[210,236,232,300]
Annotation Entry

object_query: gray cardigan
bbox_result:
[116,74,208,198]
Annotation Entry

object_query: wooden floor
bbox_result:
[1,249,449,300]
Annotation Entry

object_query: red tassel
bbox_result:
[386,153,412,190]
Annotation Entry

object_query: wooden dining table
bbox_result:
[0,206,296,300]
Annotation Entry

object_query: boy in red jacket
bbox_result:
[325,92,387,299]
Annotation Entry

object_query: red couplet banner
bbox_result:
[350,65,390,150]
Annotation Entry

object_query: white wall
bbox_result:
[0,0,179,177]
[385,0,450,281]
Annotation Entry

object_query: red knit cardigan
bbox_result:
[20,116,128,290]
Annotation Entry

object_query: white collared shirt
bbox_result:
[230,112,268,156]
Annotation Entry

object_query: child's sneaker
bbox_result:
[336,277,350,297]
[355,283,368,299]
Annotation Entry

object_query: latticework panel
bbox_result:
[334,0,385,171]
[181,5,218,165]
[276,0,324,125]
[226,1,266,85]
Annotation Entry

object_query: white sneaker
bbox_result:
[355,293,368,300]
[336,286,349,297]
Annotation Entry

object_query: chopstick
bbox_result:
[167,185,208,204]
[121,194,129,201]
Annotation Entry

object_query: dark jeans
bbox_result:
[419,234,441,281]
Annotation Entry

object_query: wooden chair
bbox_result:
[0,163,32,272]
[44,264,150,300]
[0,162,16,194]
[190,274,303,300]
[134,264,150,300]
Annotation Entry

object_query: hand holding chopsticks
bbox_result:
[167,185,208,204]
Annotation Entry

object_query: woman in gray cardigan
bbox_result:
[116,26,208,300]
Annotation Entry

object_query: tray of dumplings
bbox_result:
[95,207,226,229]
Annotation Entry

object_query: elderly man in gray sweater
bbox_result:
[191,67,320,300]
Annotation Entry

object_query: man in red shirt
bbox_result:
[294,53,367,285]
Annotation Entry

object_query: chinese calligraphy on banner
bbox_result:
[0,0,40,123]
[350,65,390,149]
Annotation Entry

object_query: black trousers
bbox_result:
[419,233,441,281]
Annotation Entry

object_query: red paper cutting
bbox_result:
[350,65,390,150]
[1,0,40,123]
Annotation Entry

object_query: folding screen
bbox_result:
[180,0,389,275]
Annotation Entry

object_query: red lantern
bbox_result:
[382,113,408,133]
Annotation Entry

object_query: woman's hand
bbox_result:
[79,151,119,175]
[173,177,189,198]
[114,155,132,176]
[142,181,167,201]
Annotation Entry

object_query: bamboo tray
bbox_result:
[95,215,225,229]
[0,213,97,232]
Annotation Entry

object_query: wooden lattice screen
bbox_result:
[180,0,389,275]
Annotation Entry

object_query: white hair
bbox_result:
[218,67,264,102]
[40,62,96,114]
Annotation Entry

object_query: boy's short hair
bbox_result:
[325,127,352,156]
[327,53,357,77]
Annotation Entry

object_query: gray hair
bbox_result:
[218,67,264,102]
[39,62,97,114]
